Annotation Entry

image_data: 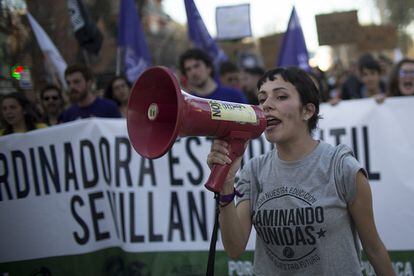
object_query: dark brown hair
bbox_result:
[1,92,39,134]
[179,48,214,77]
[104,75,131,105]
[64,63,94,82]
[257,67,321,133]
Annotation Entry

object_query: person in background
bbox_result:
[327,69,348,106]
[240,66,265,105]
[207,67,394,275]
[179,48,247,103]
[335,54,385,104]
[15,87,43,120]
[219,61,242,90]
[104,76,131,117]
[40,85,65,126]
[340,60,363,100]
[59,63,122,123]
[0,92,46,136]
[378,54,394,85]
[358,56,386,103]
[387,58,414,97]
[310,66,330,103]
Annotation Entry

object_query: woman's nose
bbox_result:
[261,99,272,112]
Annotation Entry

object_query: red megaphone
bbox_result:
[127,66,266,193]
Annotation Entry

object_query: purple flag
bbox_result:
[277,7,310,71]
[184,0,227,75]
[118,0,151,82]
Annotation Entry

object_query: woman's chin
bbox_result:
[401,89,414,96]
[265,131,283,144]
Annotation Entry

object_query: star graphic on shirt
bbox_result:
[317,228,326,238]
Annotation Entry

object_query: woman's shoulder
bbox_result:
[319,142,360,177]
[334,144,355,159]
[320,141,355,158]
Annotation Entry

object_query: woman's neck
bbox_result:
[276,134,319,162]
[120,104,128,117]
[12,120,28,133]
[48,115,59,125]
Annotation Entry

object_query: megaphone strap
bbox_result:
[207,189,244,275]
[206,193,221,276]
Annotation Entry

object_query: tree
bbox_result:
[376,0,414,53]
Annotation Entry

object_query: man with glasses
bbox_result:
[40,85,65,126]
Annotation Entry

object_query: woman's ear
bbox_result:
[303,103,316,120]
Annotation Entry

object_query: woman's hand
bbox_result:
[207,139,245,191]
[374,93,386,104]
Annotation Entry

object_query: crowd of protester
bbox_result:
[1,48,413,136]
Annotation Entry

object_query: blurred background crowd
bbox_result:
[0,0,413,135]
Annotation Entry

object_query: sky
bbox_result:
[162,0,383,69]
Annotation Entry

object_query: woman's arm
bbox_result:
[218,184,252,259]
[348,170,395,276]
[207,140,252,259]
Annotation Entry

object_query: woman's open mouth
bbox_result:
[266,116,282,129]
[402,80,414,90]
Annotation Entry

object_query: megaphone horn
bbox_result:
[127,66,266,193]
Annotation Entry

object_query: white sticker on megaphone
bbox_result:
[208,100,257,124]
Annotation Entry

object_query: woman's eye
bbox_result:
[277,95,287,100]
[258,98,266,104]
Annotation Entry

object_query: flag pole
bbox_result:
[82,49,90,66]
[116,46,122,76]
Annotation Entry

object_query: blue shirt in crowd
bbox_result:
[194,85,248,104]
[59,97,122,123]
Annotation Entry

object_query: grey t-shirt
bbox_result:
[235,141,365,276]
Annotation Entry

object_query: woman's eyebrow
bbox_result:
[258,87,287,95]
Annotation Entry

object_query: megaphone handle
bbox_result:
[204,138,246,193]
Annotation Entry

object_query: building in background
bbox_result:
[0,0,189,96]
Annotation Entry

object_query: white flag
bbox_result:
[27,13,68,89]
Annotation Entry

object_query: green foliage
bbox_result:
[378,0,414,52]
[384,0,414,27]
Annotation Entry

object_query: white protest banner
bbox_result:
[317,97,414,251]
